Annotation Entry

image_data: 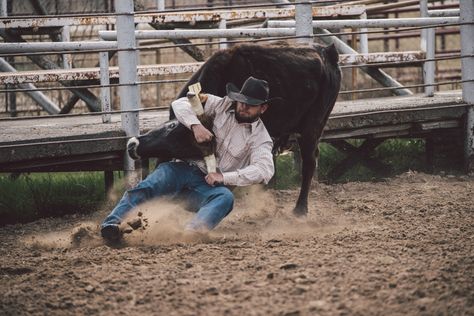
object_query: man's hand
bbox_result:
[205,172,224,186]
[191,124,213,143]
[199,93,208,104]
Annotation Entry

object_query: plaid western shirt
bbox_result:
[171,94,274,186]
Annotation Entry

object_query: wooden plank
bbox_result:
[1,152,124,173]
[0,110,169,145]
[331,90,464,116]
[323,123,412,140]
[419,120,460,130]
[0,92,467,171]
[327,106,466,131]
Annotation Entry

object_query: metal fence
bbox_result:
[0,0,473,173]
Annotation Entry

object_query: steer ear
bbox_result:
[325,43,339,66]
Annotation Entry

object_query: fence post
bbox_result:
[460,0,474,172]
[0,0,6,16]
[295,1,313,45]
[359,12,369,54]
[156,0,165,108]
[61,26,72,69]
[157,0,165,11]
[99,51,111,123]
[420,0,435,97]
[219,19,228,50]
[115,0,141,186]
[0,0,13,117]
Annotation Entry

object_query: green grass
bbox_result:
[319,138,426,182]
[273,152,301,189]
[275,138,427,186]
[376,139,426,172]
[0,172,107,225]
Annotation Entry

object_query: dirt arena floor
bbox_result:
[1,171,473,315]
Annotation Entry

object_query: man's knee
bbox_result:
[214,187,234,210]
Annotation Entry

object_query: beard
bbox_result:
[234,102,261,123]
[235,111,260,123]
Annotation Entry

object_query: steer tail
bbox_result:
[325,43,339,68]
[315,43,342,138]
[322,43,341,100]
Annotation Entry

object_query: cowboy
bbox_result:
[100,76,275,242]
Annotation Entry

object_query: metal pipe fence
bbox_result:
[0,15,468,102]
[2,54,473,94]
[0,0,471,173]
[0,21,470,58]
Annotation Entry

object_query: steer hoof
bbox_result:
[292,206,308,217]
[127,137,141,160]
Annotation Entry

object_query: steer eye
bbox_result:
[166,121,177,129]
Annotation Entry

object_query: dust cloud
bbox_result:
[20,184,352,249]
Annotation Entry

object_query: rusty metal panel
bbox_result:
[0,5,365,29]
[136,62,203,77]
[0,67,103,84]
[339,51,426,64]
[100,28,296,40]
[0,62,204,84]
[137,6,365,24]
[311,5,365,18]
[268,16,460,28]
[0,52,429,85]
[0,41,117,54]
[0,16,116,28]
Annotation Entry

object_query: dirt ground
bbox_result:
[1,171,473,316]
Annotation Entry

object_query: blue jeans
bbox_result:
[101,162,234,231]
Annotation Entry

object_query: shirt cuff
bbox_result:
[185,117,202,130]
[222,171,239,185]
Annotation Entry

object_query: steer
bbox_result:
[127,91,215,170]
[172,42,341,216]
[131,42,341,216]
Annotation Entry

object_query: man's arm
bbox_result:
[221,140,275,186]
[171,94,222,143]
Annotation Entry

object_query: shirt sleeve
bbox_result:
[171,94,223,129]
[222,139,275,186]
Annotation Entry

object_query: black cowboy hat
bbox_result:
[226,76,273,106]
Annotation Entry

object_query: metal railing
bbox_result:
[0,0,472,172]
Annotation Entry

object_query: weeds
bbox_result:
[0,172,105,225]
[0,138,453,225]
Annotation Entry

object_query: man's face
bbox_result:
[235,101,269,123]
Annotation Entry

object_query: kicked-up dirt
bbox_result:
[0,171,473,315]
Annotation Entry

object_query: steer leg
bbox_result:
[293,136,318,217]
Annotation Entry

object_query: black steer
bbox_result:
[130,42,341,216]
[171,42,341,216]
